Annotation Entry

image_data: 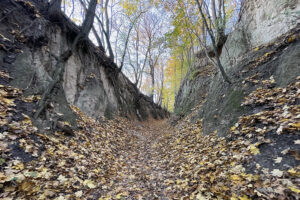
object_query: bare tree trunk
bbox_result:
[72,0,97,50]
[79,0,104,52]
[92,26,104,51]
[114,27,121,65]
[211,0,217,22]
[79,0,114,61]
[185,48,191,70]
[104,0,114,60]
[136,47,149,88]
[217,0,223,20]
[34,0,98,119]
[119,12,144,72]
[180,53,184,83]
[222,0,226,25]
[195,0,231,83]
[159,67,164,106]
[216,0,226,47]
[166,97,169,110]
[48,0,62,20]
[174,63,177,96]
[135,24,139,73]
[100,0,105,49]
[119,24,133,71]
[149,60,155,101]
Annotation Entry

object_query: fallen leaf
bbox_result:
[249,144,260,155]
[288,150,300,160]
[239,195,251,200]
[57,175,67,183]
[294,140,300,145]
[271,169,283,177]
[281,148,290,155]
[75,190,83,197]
[83,179,96,189]
[274,157,282,163]
[0,172,7,183]
[289,121,300,128]
[196,193,208,200]
[289,186,300,194]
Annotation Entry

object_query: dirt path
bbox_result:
[98,120,175,199]
[1,79,299,199]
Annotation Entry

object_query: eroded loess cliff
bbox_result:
[175,0,300,135]
[174,0,300,185]
[0,0,168,130]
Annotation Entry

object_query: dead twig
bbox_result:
[23,72,36,91]
[9,0,21,8]
[20,20,35,34]
[0,8,18,23]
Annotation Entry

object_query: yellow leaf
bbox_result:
[210,176,214,183]
[264,52,271,57]
[249,144,260,155]
[64,121,70,126]
[288,168,300,177]
[289,186,300,194]
[19,181,40,195]
[58,160,66,167]
[12,162,24,170]
[231,175,242,181]
[287,35,296,43]
[239,195,251,200]
[0,97,15,106]
[0,172,7,183]
[21,117,32,125]
[230,126,236,131]
[289,121,300,128]
[83,179,96,188]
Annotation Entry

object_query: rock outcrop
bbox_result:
[221,0,300,70]
[175,0,300,135]
[0,0,168,128]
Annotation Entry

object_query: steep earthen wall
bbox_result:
[175,0,300,134]
[0,0,168,127]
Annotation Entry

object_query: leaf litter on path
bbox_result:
[0,77,299,199]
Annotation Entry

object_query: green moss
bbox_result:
[189,69,201,81]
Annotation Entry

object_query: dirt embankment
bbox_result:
[0,0,168,130]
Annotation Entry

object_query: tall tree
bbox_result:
[103,0,114,60]
[48,0,62,20]
[195,0,231,83]
[119,11,145,72]
[140,11,165,100]
[78,0,105,51]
